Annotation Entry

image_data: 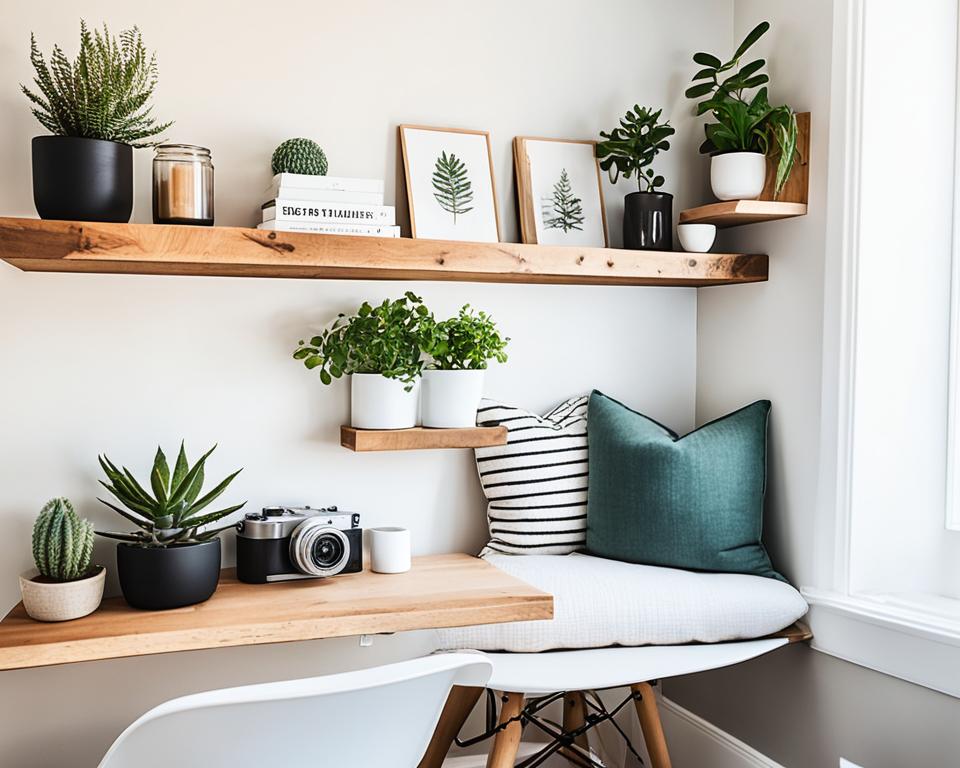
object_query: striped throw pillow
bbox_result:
[474,396,589,555]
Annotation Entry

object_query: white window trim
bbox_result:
[946,0,960,533]
[804,0,960,698]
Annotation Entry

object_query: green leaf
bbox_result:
[693,52,722,68]
[166,445,216,507]
[691,67,717,81]
[733,21,770,60]
[685,82,715,99]
[184,469,242,517]
[171,442,189,493]
[181,502,246,528]
[152,446,170,495]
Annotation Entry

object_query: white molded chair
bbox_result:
[97,653,492,768]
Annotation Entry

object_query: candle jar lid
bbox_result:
[154,144,212,163]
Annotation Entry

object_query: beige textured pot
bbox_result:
[19,566,105,622]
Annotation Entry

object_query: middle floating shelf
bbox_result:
[679,200,808,228]
[341,426,508,452]
[0,217,768,287]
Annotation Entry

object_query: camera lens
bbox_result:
[289,519,350,577]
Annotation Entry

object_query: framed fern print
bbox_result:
[513,137,608,247]
[399,125,501,242]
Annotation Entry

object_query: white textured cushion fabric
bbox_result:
[436,553,808,652]
[475,396,589,556]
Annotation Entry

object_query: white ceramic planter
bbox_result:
[19,566,105,622]
[677,223,717,253]
[421,369,485,428]
[369,527,412,574]
[350,373,420,429]
[710,151,767,201]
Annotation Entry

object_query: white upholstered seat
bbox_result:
[436,553,808,653]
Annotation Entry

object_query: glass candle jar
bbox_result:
[152,144,214,225]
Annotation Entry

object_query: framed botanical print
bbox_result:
[513,136,608,247]
[399,125,501,242]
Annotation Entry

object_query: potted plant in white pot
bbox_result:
[19,498,105,622]
[294,292,431,430]
[21,21,172,222]
[420,305,509,428]
[596,106,676,250]
[685,21,798,201]
[96,442,245,610]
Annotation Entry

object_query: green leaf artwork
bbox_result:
[543,168,584,233]
[432,151,474,223]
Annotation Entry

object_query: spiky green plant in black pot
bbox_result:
[271,138,328,176]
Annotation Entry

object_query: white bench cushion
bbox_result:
[437,553,808,653]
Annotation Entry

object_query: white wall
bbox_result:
[0,1,728,764]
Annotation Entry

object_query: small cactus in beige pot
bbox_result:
[19,498,105,622]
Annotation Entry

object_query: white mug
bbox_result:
[369,527,411,574]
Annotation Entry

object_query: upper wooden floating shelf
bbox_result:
[341,426,507,452]
[0,554,553,671]
[679,200,808,228]
[0,217,767,287]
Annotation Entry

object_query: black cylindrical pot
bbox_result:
[116,539,221,610]
[32,136,133,222]
[623,191,673,251]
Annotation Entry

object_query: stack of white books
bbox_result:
[257,173,399,237]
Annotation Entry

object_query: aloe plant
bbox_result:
[96,442,245,547]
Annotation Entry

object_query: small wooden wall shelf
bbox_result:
[0,217,767,287]
[0,554,553,671]
[679,112,811,229]
[341,426,507,452]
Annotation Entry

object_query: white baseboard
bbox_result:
[660,697,784,768]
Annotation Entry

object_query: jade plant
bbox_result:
[685,20,798,198]
[596,105,675,192]
[21,21,172,146]
[272,137,328,175]
[96,442,245,547]
[294,292,432,390]
[32,498,96,581]
[421,305,509,370]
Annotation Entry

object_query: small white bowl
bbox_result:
[677,223,717,253]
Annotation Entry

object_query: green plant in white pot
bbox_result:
[420,305,509,428]
[19,498,105,622]
[294,292,432,430]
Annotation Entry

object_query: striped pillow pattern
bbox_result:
[474,396,589,555]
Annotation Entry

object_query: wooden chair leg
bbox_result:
[486,691,525,768]
[418,685,483,768]
[559,691,590,764]
[631,682,672,768]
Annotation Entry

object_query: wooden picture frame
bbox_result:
[399,125,501,242]
[513,136,608,247]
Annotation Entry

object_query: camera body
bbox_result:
[236,506,362,584]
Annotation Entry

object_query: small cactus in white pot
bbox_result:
[19,498,105,622]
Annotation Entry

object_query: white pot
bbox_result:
[369,527,411,574]
[350,373,419,429]
[677,223,717,253]
[19,566,105,622]
[421,369,486,428]
[710,151,767,201]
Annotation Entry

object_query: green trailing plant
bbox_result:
[544,169,584,232]
[271,138,328,175]
[596,105,675,192]
[685,20,798,199]
[421,305,509,370]
[96,442,245,547]
[21,21,172,147]
[294,292,432,390]
[432,151,474,222]
[32,498,95,581]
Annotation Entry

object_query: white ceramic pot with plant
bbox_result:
[295,292,431,430]
[421,305,509,428]
[685,21,798,202]
[19,498,105,622]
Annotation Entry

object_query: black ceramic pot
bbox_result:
[32,136,133,222]
[623,191,673,251]
[116,539,221,610]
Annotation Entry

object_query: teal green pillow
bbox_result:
[586,391,783,580]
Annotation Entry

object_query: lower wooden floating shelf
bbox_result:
[679,200,808,228]
[341,426,507,452]
[0,554,553,671]
[0,217,768,287]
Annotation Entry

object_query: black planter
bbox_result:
[32,136,133,222]
[116,539,221,610]
[623,191,673,251]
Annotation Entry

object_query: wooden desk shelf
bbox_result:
[0,554,553,671]
[341,426,507,452]
[0,217,767,287]
[679,200,808,228]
